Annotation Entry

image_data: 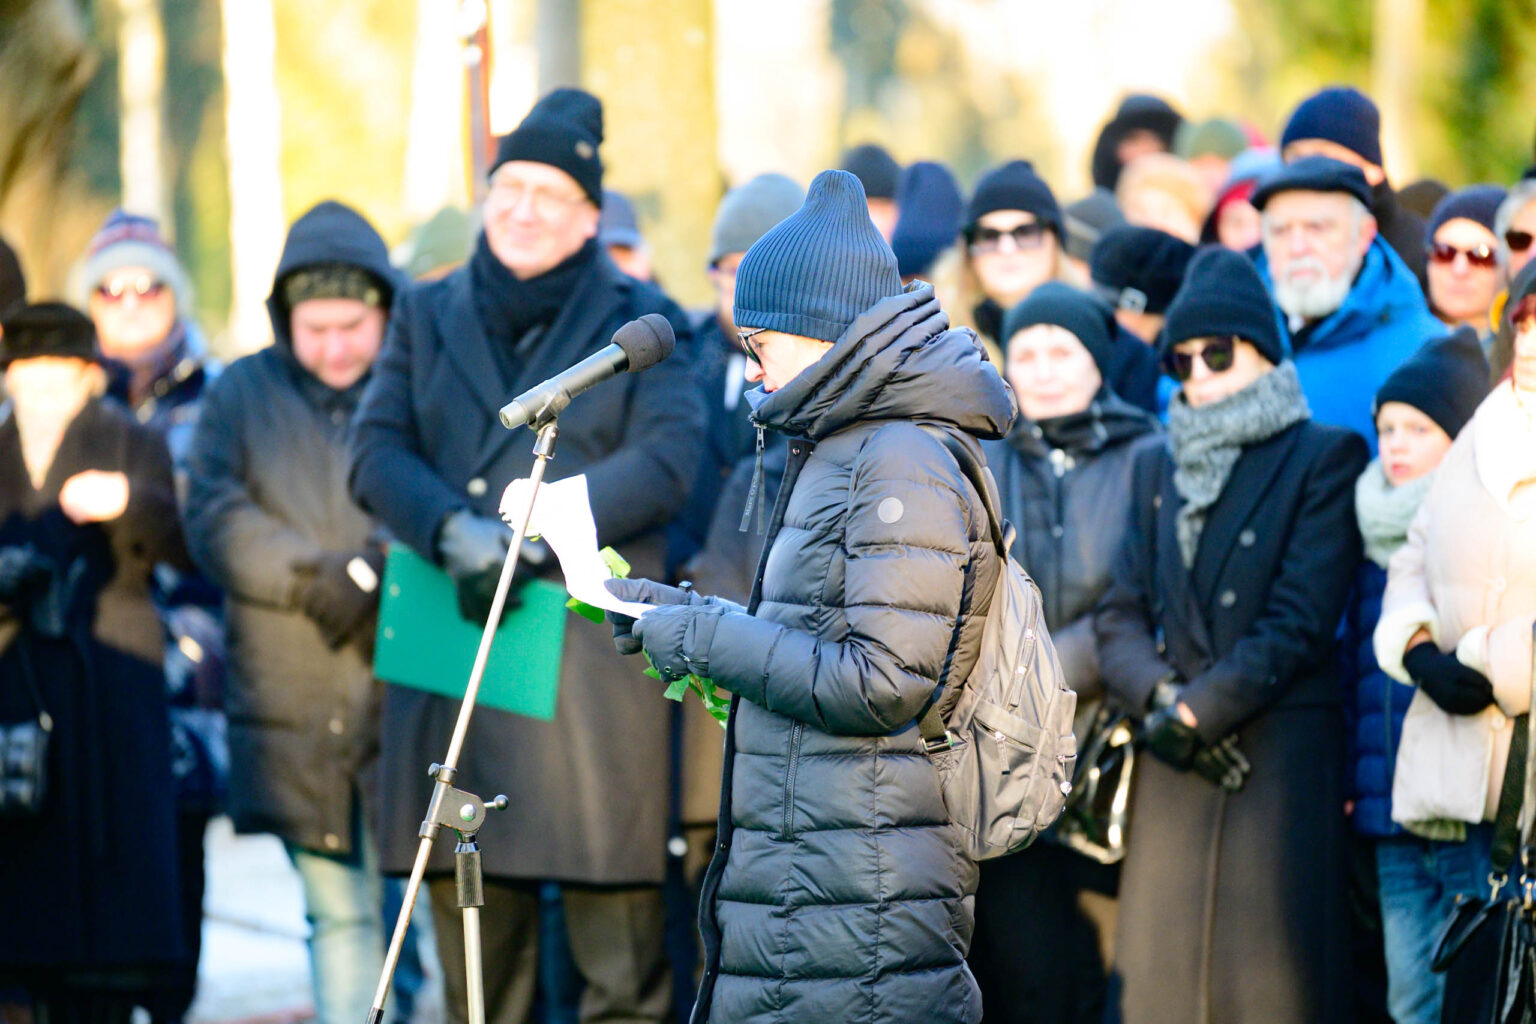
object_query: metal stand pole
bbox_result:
[365,420,560,1024]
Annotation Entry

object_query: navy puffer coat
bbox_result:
[687,283,1015,1024]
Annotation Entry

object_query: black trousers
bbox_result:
[146,809,211,1024]
[429,878,670,1024]
[968,841,1118,1024]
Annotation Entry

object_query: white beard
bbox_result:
[1273,252,1361,323]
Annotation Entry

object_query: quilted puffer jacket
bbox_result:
[686,283,1015,1024]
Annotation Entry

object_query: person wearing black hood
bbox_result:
[1089,94,1184,195]
[0,233,23,318]
[607,170,1014,1024]
[349,88,702,1024]
[184,199,401,1024]
[968,283,1158,1023]
[1279,86,1429,285]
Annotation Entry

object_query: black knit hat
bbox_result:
[1160,246,1284,365]
[1426,185,1507,240]
[966,160,1062,238]
[1251,155,1373,212]
[0,235,23,316]
[1002,282,1118,377]
[733,169,903,344]
[890,161,963,278]
[1,301,99,366]
[1090,226,1195,315]
[1374,327,1490,439]
[1280,86,1383,168]
[492,88,604,205]
[840,143,901,200]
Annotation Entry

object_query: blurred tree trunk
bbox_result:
[1372,0,1423,182]
[403,0,470,220]
[220,0,284,353]
[117,0,166,223]
[581,0,718,308]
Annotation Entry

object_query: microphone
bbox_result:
[498,313,676,430]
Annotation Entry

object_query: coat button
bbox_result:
[1153,495,1162,509]
[1051,525,1065,539]
[1239,529,1256,547]
[467,477,488,497]
[329,717,345,735]
[1219,590,1237,608]
[323,833,341,850]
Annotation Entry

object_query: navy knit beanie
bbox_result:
[890,161,963,278]
[840,143,902,200]
[1160,246,1284,364]
[492,88,604,205]
[733,170,903,344]
[1280,86,1383,168]
[1374,327,1489,440]
[966,160,1062,238]
[1002,282,1118,377]
[1426,185,1507,240]
[1090,226,1195,315]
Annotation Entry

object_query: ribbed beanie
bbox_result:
[733,169,903,344]
[1374,326,1490,439]
[1280,86,1383,168]
[1160,245,1284,364]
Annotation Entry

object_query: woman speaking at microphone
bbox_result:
[606,170,1014,1024]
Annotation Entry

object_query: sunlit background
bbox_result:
[1,0,1530,355]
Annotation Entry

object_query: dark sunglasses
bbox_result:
[736,327,766,366]
[1428,240,1498,269]
[1506,229,1535,254]
[1163,336,1237,382]
[95,277,167,302]
[966,222,1046,255]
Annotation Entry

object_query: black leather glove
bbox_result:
[631,602,726,681]
[293,549,384,651]
[1144,706,1202,770]
[604,578,707,655]
[1192,735,1252,792]
[1404,643,1495,716]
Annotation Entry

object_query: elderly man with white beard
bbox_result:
[1253,156,1442,453]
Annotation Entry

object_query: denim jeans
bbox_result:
[286,816,386,1024]
[1376,824,1502,1024]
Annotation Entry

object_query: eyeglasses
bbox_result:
[1428,240,1498,269]
[967,222,1047,255]
[95,276,167,302]
[1506,229,1535,254]
[1163,336,1237,382]
[737,327,766,366]
[487,178,589,219]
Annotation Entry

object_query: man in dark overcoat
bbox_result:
[349,87,703,1024]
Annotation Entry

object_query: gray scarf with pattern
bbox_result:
[1167,361,1310,568]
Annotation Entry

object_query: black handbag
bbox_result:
[1432,624,1536,1024]
[1057,703,1136,865]
[0,636,53,816]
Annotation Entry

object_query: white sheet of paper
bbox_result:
[499,474,653,618]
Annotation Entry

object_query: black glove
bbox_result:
[293,549,384,651]
[1144,706,1202,770]
[1192,735,1252,792]
[0,545,54,603]
[631,602,726,681]
[604,578,707,655]
[1404,643,1495,716]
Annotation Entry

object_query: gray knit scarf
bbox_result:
[1167,361,1310,568]
[1354,458,1434,569]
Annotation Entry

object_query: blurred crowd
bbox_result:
[0,77,1534,1024]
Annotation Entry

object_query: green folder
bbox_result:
[373,545,565,721]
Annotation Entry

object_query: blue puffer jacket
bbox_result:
[1258,238,1442,454]
[1341,561,1416,838]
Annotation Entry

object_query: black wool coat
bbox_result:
[184,201,397,856]
[1094,417,1368,1024]
[686,284,1015,1024]
[0,399,188,977]
[349,247,703,883]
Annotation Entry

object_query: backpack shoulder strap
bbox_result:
[917,423,1010,557]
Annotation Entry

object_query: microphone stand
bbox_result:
[366,417,561,1024]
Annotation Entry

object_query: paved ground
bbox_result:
[188,817,442,1024]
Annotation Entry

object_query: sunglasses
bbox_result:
[737,327,766,366]
[1163,336,1237,382]
[1507,229,1535,254]
[967,222,1047,255]
[1428,240,1498,269]
[95,276,167,302]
